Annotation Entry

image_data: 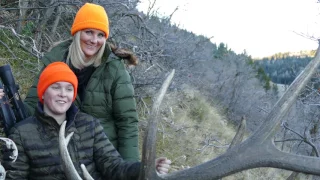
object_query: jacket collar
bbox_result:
[35,102,79,130]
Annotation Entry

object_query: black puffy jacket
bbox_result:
[4,103,140,180]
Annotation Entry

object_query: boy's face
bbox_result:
[43,82,74,117]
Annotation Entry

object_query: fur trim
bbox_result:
[109,43,138,66]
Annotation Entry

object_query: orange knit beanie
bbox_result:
[37,62,78,104]
[71,3,109,38]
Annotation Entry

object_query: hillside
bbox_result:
[1,1,320,179]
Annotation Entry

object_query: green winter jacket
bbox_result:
[23,40,139,161]
[3,103,140,180]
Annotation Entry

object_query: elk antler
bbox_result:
[0,137,17,180]
[59,121,94,180]
[0,137,18,162]
[139,70,175,180]
[140,43,320,180]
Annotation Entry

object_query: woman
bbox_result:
[22,3,140,161]
[3,62,170,180]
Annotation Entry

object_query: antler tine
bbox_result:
[81,164,94,180]
[59,121,93,180]
[0,162,5,180]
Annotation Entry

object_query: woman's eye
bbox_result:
[98,33,105,38]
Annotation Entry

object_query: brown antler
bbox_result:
[140,43,320,180]
[139,70,175,180]
[59,121,94,180]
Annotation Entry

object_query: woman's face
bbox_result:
[43,82,74,118]
[80,28,105,61]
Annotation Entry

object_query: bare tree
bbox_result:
[34,0,56,50]
[17,0,29,34]
[49,5,62,40]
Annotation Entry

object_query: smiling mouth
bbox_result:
[86,43,96,48]
[56,100,67,104]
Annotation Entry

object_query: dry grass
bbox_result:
[138,84,294,179]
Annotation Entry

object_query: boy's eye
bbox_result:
[98,33,105,38]
[51,86,59,89]
[85,30,93,34]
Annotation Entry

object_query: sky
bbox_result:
[137,0,320,58]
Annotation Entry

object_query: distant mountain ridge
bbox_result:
[254,50,316,85]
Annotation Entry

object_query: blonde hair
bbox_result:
[66,31,106,69]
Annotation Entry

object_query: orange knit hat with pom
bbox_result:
[37,62,78,104]
[71,3,109,38]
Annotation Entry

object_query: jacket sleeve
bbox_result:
[111,61,140,161]
[3,127,29,179]
[93,118,140,180]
